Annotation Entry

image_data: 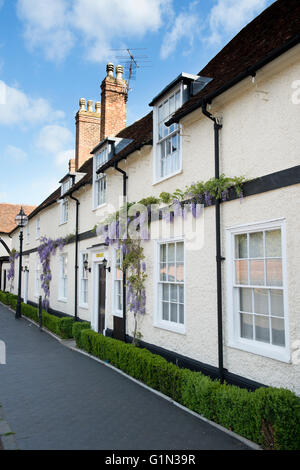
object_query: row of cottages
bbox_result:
[3,0,300,394]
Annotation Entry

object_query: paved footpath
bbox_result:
[0,303,249,450]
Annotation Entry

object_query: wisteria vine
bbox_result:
[7,249,19,290]
[37,236,68,310]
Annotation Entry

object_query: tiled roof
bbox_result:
[168,0,300,124]
[0,204,36,234]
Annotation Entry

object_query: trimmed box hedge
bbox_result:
[76,329,300,450]
[72,321,91,345]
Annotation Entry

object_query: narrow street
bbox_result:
[0,303,250,450]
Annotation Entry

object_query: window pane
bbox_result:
[235,234,248,258]
[249,232,264,258]
[179,304,184,324]
[270,290,284,317]
[266,259,282,286]
[254,289,268,315]
[170,303,177,323]
[176,242,184,262]
[171,134,177,153]
[162,302,169,321]
[167,263,176,282]
[162,284,169,301]
[168,244,175,261]
[166,138,172,156]
[169,94,175,114]
[255,316,270,343]
[266,230,281,258]
[250,260,264,285]
[160,263,167,281]
[271,318,285,347]
[170,284,177,302]
[176,263,184,283]
[160,244,167,262]
[240,313,253,339]
[179,285,184,303]
[239,288,252,312]
[235,260,248,284]
[175,91,181,110]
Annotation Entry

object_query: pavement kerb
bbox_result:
[1,302,262,451]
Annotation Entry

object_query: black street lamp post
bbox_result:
[15,207,28,319]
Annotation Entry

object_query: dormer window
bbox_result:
[93,143,111,209]
[155,87,182,181]
[61,179,71,195]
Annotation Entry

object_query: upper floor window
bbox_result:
[59,254,68,300]
[93,146,109,209]
[36,217,40,239]
[154,87,182,182]
[227,220,289,362]
[61,179,71,195]
[60,198,68,224]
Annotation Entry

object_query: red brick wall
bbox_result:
[75,111,101,171]
[100,76,127,140]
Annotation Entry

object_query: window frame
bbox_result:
[153,84,183,184]
[154,238,186,335]
[93,145,109,210]
[58,253,68,302]
[60,198,69,225]
[226,218,290,363]
[112,248,123,318]
[79,252,89,309]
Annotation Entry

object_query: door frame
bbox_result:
[91,248,109,333]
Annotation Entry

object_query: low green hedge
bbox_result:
[0,291,18,306]
[76,329,300,450]
[72,321,91,345]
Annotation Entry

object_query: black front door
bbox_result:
[98,264,106,334]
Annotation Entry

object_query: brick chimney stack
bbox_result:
[100,63,127,140]
[75,97,101,171]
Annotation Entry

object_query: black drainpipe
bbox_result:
[70,193,80,321]
[114,161,128,342]
[202,102,225,382]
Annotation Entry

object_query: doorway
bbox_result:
[98,264,106,334]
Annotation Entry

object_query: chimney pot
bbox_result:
[106,62,114,78]
[116,65,124,81]
[87,100,93,112]
[79,98,86,110]
[95,101,101,114]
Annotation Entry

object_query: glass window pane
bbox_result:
[255,316,270,343]
[254,289,269,315]
[249,232,264,258]
[235,260,248,284]
[240,313,253,339]
[250,260,264,285]
[160,263,167,281]
[160,244,166,262]
[171,134,177,153]
[266,230,281,258]
[170,284,177,302]
[266,259,282,286]
[168,244,175,261]
[162,284,169,301]
[239,288,252,312]
[179,304,184,324]
[162,302,169,321]
[176,263,184,283]
[270,290,284,317]
[271,318,285,347]
[175,91,181,110]
[235,234,248,258]
[179,285,184,303]
[166,138,172,156]
[176,242,184,262]
[169,94,175,114]
[170,303,177,323]
[167,263,176,282]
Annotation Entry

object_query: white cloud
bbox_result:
[160,2,200,59]
[0,192,9,202]
[0,80,65,126]
[208,0,270,44]
[17,0,171,62]
[35,124,74,167]
[3,145,27,161]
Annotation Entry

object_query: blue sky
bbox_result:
[0,0,274,206]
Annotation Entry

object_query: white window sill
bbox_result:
[113,311,123,319]
[79,304,89,310]
[227,339,291,363]
[92,203,107,212]
[59,221,68,226]
[58,298,67,303]
[153,169,182,186]
[153,320,185,335]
